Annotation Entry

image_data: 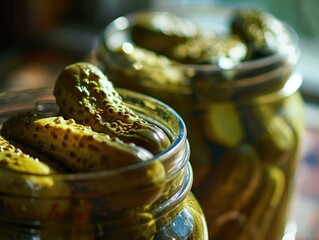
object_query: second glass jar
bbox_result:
[96,6,304,239]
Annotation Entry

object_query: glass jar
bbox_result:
[96,5,304,239]
[0,87,208,240]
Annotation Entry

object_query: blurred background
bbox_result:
[1,0,319,239]
[0,0,148,91]
[1,0,319,99]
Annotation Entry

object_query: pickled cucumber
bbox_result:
[54,62,171,154]
[231,8,291,59]
[11,140,71,174]
[169,34,247,65]
[0,136,53,178]
[204,102,244,148]
[1,112,154,172]
[242,104,294,165]
[114,45,191,86]
[129,12,247,65]
[0,136,70,222]
[130,12,203,57]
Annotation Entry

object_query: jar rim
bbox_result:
[0,87,187,181]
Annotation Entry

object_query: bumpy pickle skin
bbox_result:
[10,140,71,174]
[54,62,171,155]
[1,112,154,172]
[114,45,192,86]
[169,34,247,65]
[0,136,53,185]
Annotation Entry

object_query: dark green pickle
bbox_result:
[231,8,292,59]
[97,7,303,240]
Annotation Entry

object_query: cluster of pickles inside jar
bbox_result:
[101,8,303,239]
[0,62,206,239]
[107,8,292,83]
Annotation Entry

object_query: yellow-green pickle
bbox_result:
[97,6,304,240]
[0,63,208,239]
